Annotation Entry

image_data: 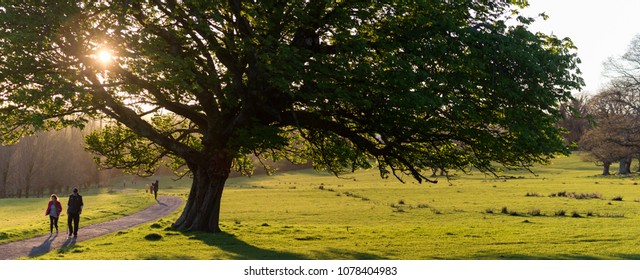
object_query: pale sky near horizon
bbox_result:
[521,0,640,94]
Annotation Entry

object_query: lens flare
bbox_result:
[97,50,112,64]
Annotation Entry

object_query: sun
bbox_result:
[97,49,113,65]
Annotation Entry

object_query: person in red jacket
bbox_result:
[45,194,63,236]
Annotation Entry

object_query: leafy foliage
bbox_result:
[0,1,582,231]
[0,1,582,181]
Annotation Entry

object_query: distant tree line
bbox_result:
[0,122,311,199]
[0,126,105,198]
[561,35,640,175]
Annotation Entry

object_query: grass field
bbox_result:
[10,153,640,259]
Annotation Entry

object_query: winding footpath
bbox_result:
[0,195,182,260]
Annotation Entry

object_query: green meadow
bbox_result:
[8,153,640,259]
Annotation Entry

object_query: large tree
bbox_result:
[579,87,640,175]
[0,1,581,232]
[579,114,640,175]
[606,34,640,172]
[606,34,640,94]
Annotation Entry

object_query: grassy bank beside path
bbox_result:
[0,189,156,244]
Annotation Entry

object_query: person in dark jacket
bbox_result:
[45,194,63,236]
[67,188,84,238]
[152,179,159,200]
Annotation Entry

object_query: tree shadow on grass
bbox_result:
[462,253,602,260]
[181,230,303,259]
[608,254,640,260]
[179,230,384,260]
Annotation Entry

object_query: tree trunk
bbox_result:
[0,171,7,198]
[603,162,611,176]
[25,178,30,198]
[172,155,233,233]
[619,158,631,175]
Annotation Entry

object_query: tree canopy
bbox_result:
[0,0,582,232]
[579,34,640,175]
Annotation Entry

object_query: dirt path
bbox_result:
[0,195,182,260]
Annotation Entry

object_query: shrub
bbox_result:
[571,211,582,218]
[549,191,603,200]
[611,195,623,201]
[598,213,625,218]
[501,206,509,214]
[528,209,542,216]
[525,192,541,197]
[144,233,163,241]
[485,208,494,214]
[0,232,10,240]
[572,193,603,199]
[555,209,566,216]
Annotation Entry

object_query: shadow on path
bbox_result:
[28,235,56,257]
[60,237,77,250]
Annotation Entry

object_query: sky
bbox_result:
[520,0,640,94]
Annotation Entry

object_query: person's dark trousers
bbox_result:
[67,212,80,236]
[50,216,59,233]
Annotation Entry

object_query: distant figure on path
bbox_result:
[45,194,63,236]
[66,188,84,238]
[152,180,159,200]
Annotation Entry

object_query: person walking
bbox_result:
[67,188,84,238]
[45,194,63,236]
[152,179,159,200]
